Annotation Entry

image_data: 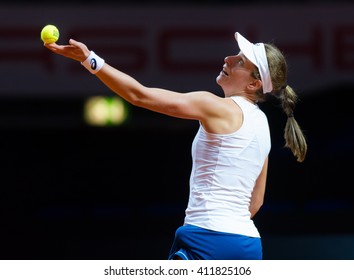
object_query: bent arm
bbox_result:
[249,157,268,219]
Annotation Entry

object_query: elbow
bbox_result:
[124,89,145,107]
[129,95,142,106]
[250,199,264,218]
[126,86,150,107]
[257,198,264,212]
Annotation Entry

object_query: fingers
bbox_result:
[43,42,55,48]
[70,39,91,60]
[44,42,68,54]
[69,38,79,46]
[68,39,87,50]
[43,42,60,52]
[43,39,77,52]
[69,38,90,55]
[43,39,90,62]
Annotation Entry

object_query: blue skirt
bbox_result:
[168,224,262,260]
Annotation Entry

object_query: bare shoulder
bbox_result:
[180,90,226,116]
[185,90,229,109]
[168,91,242,134]
[190,93,243,134]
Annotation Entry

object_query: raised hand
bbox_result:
[44,39,91,62]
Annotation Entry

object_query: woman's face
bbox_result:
[216,52,259,97]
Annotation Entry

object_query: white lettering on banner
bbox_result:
[0,4,353,97]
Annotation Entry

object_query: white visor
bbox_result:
[235,32,273,94]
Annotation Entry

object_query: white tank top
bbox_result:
[184,96,271,237]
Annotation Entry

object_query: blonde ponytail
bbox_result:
[281,86,307,162]
[264,44,308,162]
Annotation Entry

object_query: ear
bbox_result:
[247,79,262,92]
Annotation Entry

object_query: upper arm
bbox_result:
[135,87,226,122]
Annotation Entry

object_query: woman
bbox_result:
[44,32,307,260]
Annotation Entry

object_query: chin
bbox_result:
[217,75,228,90]
[216,75,222,86]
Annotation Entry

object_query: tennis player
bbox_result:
[44,32,307,260]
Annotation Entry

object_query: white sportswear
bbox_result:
[184,96,271,238]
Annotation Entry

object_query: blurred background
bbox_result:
[1,0,354,260]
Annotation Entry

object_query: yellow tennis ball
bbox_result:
[40,24,59,44]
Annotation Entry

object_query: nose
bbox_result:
[224,55,237,65]
[224,56,231,65]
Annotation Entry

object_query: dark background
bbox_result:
[1,0,354,260]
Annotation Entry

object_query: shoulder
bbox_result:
[184,90,222,102]
[186,91,236,111]
[200,97,243,134]
[181,91,230,118]
[177,92,243,134]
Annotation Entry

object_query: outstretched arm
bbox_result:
[44,39,231,125]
